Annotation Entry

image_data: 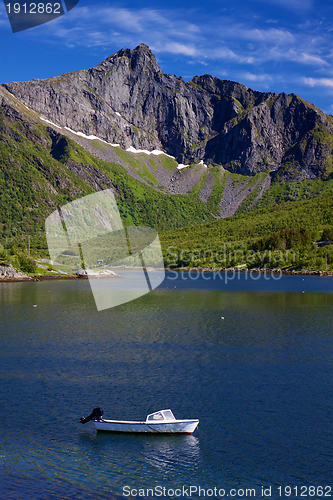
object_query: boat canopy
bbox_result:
[146,409,176,422]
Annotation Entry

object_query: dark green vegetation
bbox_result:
[251,177,333,210]
[0,103,94,255]
[0,242,36,273]
[160,193,333,271]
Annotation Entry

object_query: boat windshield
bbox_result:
[162,410,175,420]
[146,409,176,421]
[147,412,164,421]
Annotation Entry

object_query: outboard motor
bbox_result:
[80,407,103,424]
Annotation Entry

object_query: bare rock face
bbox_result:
[4,43,333,178]
[0,264,30,279]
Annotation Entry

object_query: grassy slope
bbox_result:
[0,113,218,255]
[57,139,216,230]
[159,192,333,271]
[0,109,95,248]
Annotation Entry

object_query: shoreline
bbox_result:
[1,266,333,283]
[0,274,85,283]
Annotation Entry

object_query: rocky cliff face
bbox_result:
[3,43,333,178]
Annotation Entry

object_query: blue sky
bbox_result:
[1,0,333,113]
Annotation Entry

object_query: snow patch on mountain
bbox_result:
[125,146,175,158]
[39,117,179,161]
[64,127,120,147]
[40,117,62,129]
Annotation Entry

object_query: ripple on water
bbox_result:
[0,278,333,497]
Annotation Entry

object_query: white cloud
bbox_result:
[295,52,328,66]
[302,77,333,88]
[242,72,273,82]
[208,47,244,61]
[261,47,328,66]
[255,0,313,9]
[230,27,295,45]
[37,6,202,55]
[162,43,197,56]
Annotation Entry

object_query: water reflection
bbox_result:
[143,435,200,471]
[77,430,201,492]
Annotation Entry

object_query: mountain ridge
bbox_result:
[3,43,333,179]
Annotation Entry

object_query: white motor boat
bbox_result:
[80,408,199,434]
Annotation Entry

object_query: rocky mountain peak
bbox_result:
[3,44,333,179]
[96,43,162,77]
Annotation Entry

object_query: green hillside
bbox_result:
[160,192,333,272]
[0,106,216,255]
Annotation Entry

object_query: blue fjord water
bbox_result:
[0,271,333,499]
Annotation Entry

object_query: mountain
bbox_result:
[2,43,333,269]
[0,83,223,252]
[3,43,333,180]
[0,73,272,231]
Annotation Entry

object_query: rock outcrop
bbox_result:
[77,269,121,278]
[0,264,30,279]
[3,43,333,178]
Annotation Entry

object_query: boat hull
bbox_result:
[94,419,199,434]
